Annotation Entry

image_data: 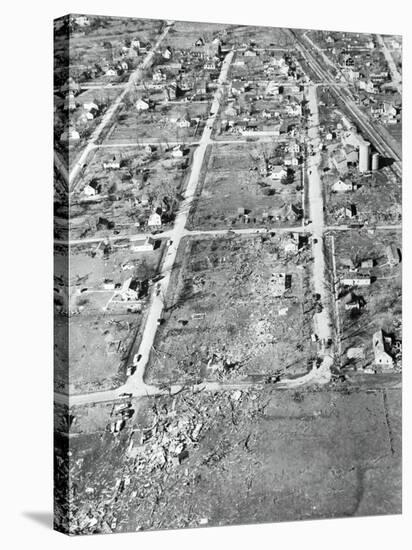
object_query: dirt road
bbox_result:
[376,34,401,93]
[68,22,174,191]
[55,56,336,407]
[55,50,235,407]
[304,84,333,383]
[122,50,235,395]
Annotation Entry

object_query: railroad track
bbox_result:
[289,30,402,180]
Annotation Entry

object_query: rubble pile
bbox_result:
[55,388,260,534]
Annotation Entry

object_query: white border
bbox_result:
[1,1,409,549]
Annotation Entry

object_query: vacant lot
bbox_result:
[54,242,165,394]
[55,313,140,394]
[145,234,314,384]
[163,21,228,49]
[385,122,402,147]
[189,143,303,230]
[107,101,209,144]
[225,26,294,48]
[56,386,401,534]
[326,229,402,371]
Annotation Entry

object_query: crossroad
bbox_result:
[68,22,174,192]
[55,50,235,407]
[54,30,401,408]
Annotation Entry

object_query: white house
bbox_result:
[286,103,302,117]
[176,117,191,128]
[135,98,149,111]
[171,145,184,158]
[332,179,353,193]
[83,101,98,112]
[373,330,393,368]
[269,166,287,180]
[148,212,162,227]
[83,184,97,197]
[131,236,155,252]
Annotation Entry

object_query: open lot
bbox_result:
[54,241,165,394]
[385,122,402,147]
[224,26,294,49]
[162,20,227,49]
[55,386,401,534]
[54,313,140,395]
[145,234,314,385]
[326,229,402,371]
[107,101,209,143]
[189,143,303,230]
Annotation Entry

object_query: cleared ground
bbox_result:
[145,234,314,384]
[54,243,164,393]
[189,143,303,230]
[107,102,209,144]
[55,386,401,534]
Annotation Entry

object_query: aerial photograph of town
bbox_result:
[53,14,402,535]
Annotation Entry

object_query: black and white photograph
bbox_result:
[53,13,402,535]
[1,1,410,548]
